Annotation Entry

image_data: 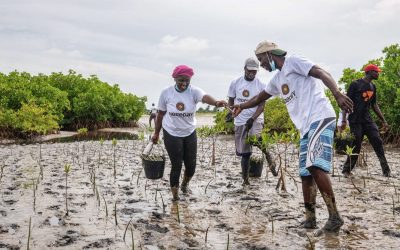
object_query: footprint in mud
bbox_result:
[145,224,169,233]
[82,238,113,249]
[3,200,16,205]
[205,209,221,215]
[47,205,61,210]
[51,230,80,247]
[0,242,20,250]
[240,242,269,250]
[215,223,233,231]
[126,198,142,204]
[382,229,400,238]
[0,210,7,216]
[183,238,200,248]
[44,188,59,195]
[121,207,144,215]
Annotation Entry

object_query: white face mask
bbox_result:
[267,54,277,72]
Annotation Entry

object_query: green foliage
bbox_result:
[0,70,146,137]
[77,128,88,136]
[213,109,234,134]
[264,98,295,132]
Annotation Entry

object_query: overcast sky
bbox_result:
[1,0,399,108]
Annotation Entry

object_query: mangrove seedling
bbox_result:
[176,203,181,224]
[102,195,108,217]
[112,138,118,180]
[27,217,32,250]
[64,164,71,216]
[344,145,362,193]
[226,233,230,250]
[114,200,118,226]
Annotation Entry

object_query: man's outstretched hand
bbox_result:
[335,92,353,114]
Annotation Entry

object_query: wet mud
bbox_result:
[0,122,400,249]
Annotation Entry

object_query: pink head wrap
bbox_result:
[172,65,194,78]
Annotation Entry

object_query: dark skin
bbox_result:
[340,70,389,132]
[233,51,349,223]
[151,75,227,143]
[227,67,266,120]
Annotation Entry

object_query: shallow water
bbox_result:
[0,126,400,249]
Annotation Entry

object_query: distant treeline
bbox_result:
[0,70,146,138]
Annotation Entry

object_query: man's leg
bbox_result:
[342,123,364,175]
[241,154,251,185]
[301,176,317,228]
[304,118,343,232]
[308,167,343,231]
[364,122,391,176]
[235,125,252,185]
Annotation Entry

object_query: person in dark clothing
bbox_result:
[149,103,157,128]
[341,64,391,177]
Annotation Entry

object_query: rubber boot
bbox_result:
[378,157,391,177]
[321,192,344,232]
[181,176,192,194]
[301,202,317,229]
[241,155,250,186]
[171,186,180,201]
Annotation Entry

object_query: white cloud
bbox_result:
[158,35,209,57]
[0,0,399,109]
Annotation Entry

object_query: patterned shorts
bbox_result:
[299,118,336,177]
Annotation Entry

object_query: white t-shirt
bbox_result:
[158,85,206,137]
[227,76,267,126]
[265,55,336,137]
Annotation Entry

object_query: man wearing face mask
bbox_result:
[227,58,277,186]
[340,64,391,177]
[233,40,353,232]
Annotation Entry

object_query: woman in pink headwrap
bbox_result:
[151,65,227,201]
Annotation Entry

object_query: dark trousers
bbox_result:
[343,122,390,174]
[163,129,197,188]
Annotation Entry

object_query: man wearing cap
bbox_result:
[233,41,353,232]
[340,64,391,177]
[227,58,277,186]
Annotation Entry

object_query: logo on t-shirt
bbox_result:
[176,102,185,111]
[282,84,289,95]
[242,90,250,97]
[362,91,374,102]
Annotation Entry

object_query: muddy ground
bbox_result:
[0,115,399,249]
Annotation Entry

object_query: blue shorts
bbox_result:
[299,118,336,177]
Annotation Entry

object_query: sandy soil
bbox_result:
[0,115,399,249]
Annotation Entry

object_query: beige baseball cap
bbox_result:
[255,40,287,56]
[244,57,259,70]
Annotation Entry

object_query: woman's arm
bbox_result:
[151,110,166,143]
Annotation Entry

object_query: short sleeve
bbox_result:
[227,80,236,98]
[192,86,206,104]
[265,75,280,96]
[287,56,314,77]
[157,89,168,111]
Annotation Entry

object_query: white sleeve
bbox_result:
[227,80,236,98]
[264,75,280,96]
[287,56,315,76]
[192,86,206,104]
[157,89,168,111]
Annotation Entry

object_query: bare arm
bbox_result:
[309,65,353,113]
[372,103,388,129]
[202,94,227,107]
[252,101,266,120]
[232,91,271,117]
[151,110,166,143]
